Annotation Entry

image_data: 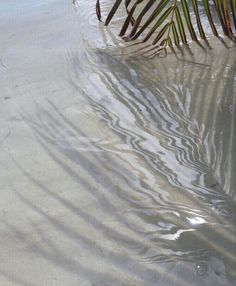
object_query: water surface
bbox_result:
[0,1,235,285]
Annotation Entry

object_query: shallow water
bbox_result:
[0,1,236,285]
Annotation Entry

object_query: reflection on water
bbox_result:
[1,0,235,285]
[66,45,236,283]
[65,2,236,284]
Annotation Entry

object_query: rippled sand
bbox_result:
[0,1,235,285]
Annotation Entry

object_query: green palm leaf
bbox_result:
[93,0,236,55]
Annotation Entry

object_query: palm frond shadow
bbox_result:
[70,43,236,197]
[6,109,208,285]
[11,97,235,284]
[5,47,235,284]
[6,115,212,286]
[70,47,236,272]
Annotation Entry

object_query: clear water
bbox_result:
[0,1,235,285]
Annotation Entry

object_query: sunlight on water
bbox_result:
[0,1,235,285]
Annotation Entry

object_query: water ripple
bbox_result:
[64,22,236,281]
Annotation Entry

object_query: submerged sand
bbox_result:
[0,1,236,285]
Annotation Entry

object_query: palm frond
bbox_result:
[95,0,236,55]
